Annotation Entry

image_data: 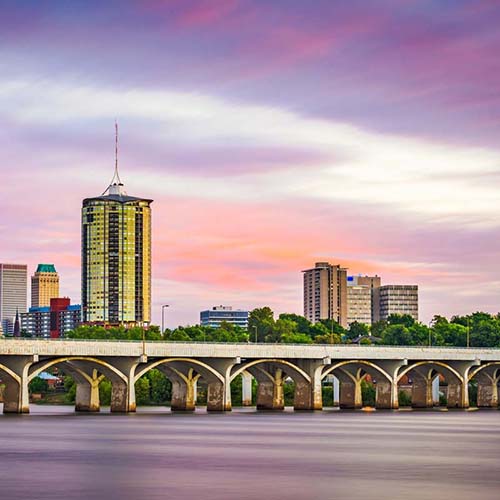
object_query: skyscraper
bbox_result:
[302,262,348,327]
[81,125,153,326]
[31,264,60,308]
[0,263,27,335]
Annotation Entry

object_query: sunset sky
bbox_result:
[1,0,500,327]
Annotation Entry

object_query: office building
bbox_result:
[21,298,81,338]
[347,275,381,324]
[0,263,27,335]
[200,306,249,329]
[31,264,60,307]
[346,283,372,325]
[81,125,153,326]
[303,262,348,327]
[379,285,418,321]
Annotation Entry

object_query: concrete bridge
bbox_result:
[0,339,499,413]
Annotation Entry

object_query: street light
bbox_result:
[161,304,169,335]
[428,319,434,347]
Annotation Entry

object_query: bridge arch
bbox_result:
[134,357,224,384]
[468,362,500,382]
[28,357,128,384]
[321,360,392,384]
[230,359,310,384]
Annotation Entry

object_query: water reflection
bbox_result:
[0,406,499,500]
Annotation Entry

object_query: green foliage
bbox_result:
[248,307,275,342]
[361,380,376,406]
[398,391,412,407]
[62,309,500,348]
[230,375,243,406]
[346,321,370,340]
[29,377,49,394]
[99,380,112,406]
[283,381,295,406]
[135,377,150,405]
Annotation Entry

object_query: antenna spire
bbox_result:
[103,120,127,196]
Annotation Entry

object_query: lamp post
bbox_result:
[161,304,169,335]
[467,318,470,348]
[428,319,434,347]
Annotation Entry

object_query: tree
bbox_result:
[266,318,297,343]
[382,324,413,345]
[279,313,311,335]
[281,332,313,344]
[29,377,48,394]
[248,307,275,342]
[346,321,370,340]
[387,314,415,328]
[135,377,151,405]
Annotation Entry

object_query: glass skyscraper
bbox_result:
[81,156,153,326]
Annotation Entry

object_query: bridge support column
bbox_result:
[207,381,225,412]
[293,359,328,411]
[375,380,397,409]
[447,382,466,408]
[242,372,252,406]
[170,376,196,412]
[337,370,362,409]
[411,372,433,408]
[0,355,35,414]
[476,372,499,408]
[75,369,101,412]
[256,379,284,410]
[3,377,30,414]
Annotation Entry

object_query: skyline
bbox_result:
[2,1,500,326]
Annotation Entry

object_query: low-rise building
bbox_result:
[21,298,81,338]
[200,306,249,329]
[379,285,418,322]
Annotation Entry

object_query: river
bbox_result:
[0,406,499,500]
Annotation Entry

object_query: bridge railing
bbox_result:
[0,337,499,350]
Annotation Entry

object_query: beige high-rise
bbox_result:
[303,262,348,327]
[31,264,60,308]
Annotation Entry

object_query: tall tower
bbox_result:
[302,262,347,327]
[81,124,153,326]
[0,264,27,335]
[31,264,60,307]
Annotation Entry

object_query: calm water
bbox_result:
[0,406,499,500]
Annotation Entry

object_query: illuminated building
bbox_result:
[81,125,153,326]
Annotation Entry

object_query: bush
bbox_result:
[361,380,376,406]
[398,390,412,407]
[29,377,49,394]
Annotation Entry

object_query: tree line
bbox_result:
[64,308,500,347]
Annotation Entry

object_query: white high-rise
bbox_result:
[0,263,28,335]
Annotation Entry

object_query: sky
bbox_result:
[1,0,500,327]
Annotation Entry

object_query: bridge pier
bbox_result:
[207,381,225,412]
[241,372,253,406]
[75,370,101,412]
[0,355,35,414]
[337,370,362,409]
[375,381,395,409]
[250,365,285,410]
[476,372,499,408]
[411,371,434,408]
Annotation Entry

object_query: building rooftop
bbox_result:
[36,264,57,273]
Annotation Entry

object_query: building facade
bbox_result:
[346,283,372,325]
[200,306,249,329]
[379,285,419,322]
[347,275,381,324]
[0,263,27,335]
[31,264,60,308]
[81,168,153,326]
[21,298,81,338]
[303,262,348,327]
